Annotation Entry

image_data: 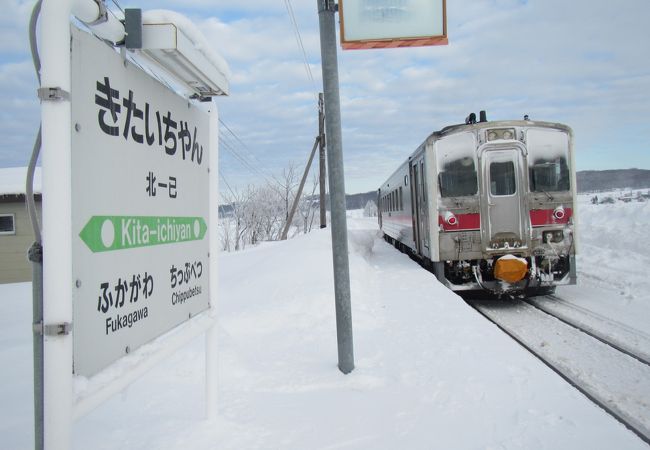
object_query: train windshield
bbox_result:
[436,132,478,197]
[527,129,571,192]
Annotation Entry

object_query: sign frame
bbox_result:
[70,25,213,376]
[339,0,448,50]
[36,3,223,448]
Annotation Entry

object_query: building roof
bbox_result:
[0,167,42,196]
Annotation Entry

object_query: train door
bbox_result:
[409,162,420,254]
[377,189,382,228]
[410,156,430,257]
[479,147,526,249]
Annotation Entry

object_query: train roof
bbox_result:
[432,119,573,141]
[378,119,573,190]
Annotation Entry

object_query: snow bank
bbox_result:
[561,192,650,334]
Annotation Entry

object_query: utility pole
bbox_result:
[280,136,320,241]
[316,0,354,374]
[318,93,327,229]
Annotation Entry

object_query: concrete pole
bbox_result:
[316,0,354,374]
[318,93,327,229]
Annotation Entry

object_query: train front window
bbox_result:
[436,132,478,197]
[490,161,516,196]
[527,129,571,192]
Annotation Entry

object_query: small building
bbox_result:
[0,167,41,284]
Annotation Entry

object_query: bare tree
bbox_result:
[219,163,324,252]
[298,173,320,234]
[273,163,299,233]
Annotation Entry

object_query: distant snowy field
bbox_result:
[1,194,649,449]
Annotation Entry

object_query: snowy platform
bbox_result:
[1,207,649,449]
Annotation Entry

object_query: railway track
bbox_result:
[466,296,650,445]
[528,294,650,366]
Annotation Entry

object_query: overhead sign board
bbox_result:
[339,0,447,49]
[70,26,212,376]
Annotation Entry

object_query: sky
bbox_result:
[1,0,650,193]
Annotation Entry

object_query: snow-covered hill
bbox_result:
[1,197,649,449]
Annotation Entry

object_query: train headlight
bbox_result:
[553,206,566,220]
[486,128,516,141]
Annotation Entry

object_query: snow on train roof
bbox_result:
[0,167,41,196]
[436,119,573,138]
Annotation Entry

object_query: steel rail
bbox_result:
[466,298,650,446]
[526,296,650,367]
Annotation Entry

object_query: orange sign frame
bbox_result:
[339,0,448,50]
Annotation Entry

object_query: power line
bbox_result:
[219,134,269,182]
[218,119,282,186]
[218,168,237,200]
[218,118,274,179]
[282,0,318,98]
[110,0,124,13]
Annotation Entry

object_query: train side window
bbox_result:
[420,161,426,202]
[399,186,404,211]
[490,161,516,196]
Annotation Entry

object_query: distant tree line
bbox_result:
[577,169,650,192]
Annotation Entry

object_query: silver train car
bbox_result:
[378,113,577,296]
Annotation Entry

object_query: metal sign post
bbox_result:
[39,2,75,448]
[316,0,448,375]
[317,0,355,375]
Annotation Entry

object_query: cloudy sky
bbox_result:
[2,0,650,193]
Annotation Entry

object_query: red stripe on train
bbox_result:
[438,213,481,231]
[529,207,573,227]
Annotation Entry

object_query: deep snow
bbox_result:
[1,194,649,449]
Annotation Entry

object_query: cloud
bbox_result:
[1,0,649,192]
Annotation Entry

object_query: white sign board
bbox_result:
[339,0,447,49]
[70,27,212,376]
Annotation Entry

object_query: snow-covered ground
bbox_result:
[562,192,650,335]
[1,195,649,449]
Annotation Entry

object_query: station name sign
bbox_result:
[70,27,211,376]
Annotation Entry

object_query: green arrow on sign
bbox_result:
[79,215,207,253]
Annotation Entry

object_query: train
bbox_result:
[378,112,577,297]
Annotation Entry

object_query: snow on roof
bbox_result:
[142,9,232,80]
[0,167,42,196]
